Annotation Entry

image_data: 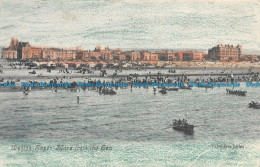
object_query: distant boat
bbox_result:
[28,70,36,74]
[102,88,116,95]
[226,89,246,96]
[167,87,178,91]
[249,101,260,109]
[159,87,167,94]
[172,119,194,133]
[173,125,194,133]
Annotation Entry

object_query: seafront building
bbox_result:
[174,51,207,61]
[1,38,259,63]
[2,38,85,61]
[208,44,242,61]
[1,38,29,59]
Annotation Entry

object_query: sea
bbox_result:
[0,81,260,167]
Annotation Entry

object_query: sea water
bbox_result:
[0,83,259,166]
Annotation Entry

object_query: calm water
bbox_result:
[0,83,260,166]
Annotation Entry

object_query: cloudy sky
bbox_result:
[0,0,260,53]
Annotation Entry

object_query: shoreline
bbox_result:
[0,72,258,81]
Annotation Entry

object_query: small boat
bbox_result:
[249,101,260,109]
[159,87,167,94]
[28,70,36,74]
[167,87,178,91]
[102,88,116,95]
[226,89,246,96]
[172,119,194,133]
[173,125,194,133]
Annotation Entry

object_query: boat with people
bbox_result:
[28,70,36,74]
[101,87,116,95]
[226,89,246,96]
[248,101,260,109]
[172,119,194,133]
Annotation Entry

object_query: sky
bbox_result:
[0,0,260,53]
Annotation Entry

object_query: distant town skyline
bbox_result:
[1,38,259,55]
[1,0,260,53]
[2,38,258,63]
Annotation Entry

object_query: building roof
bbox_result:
[19,42,30,47]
